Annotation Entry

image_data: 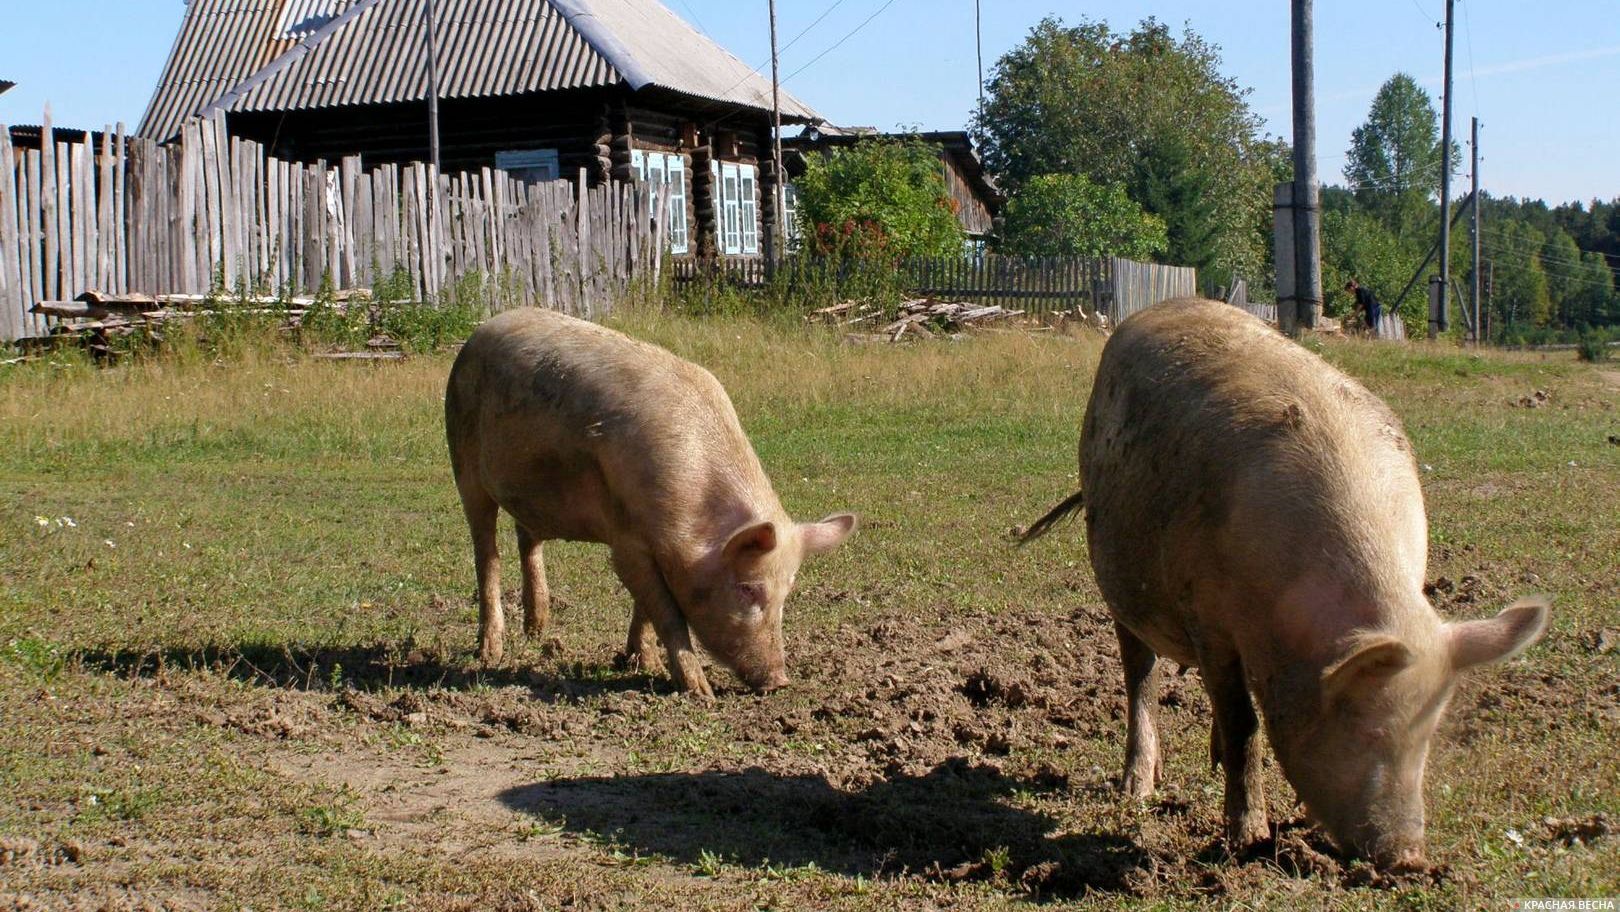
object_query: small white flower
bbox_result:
[183,542,192,550]
[35,516,50,527]
[104,540,116,548]
[1505,828,1525,846]
[1421,464,1435,473]
[59,517,77,528]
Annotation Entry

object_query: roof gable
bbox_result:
[139,0,820,142]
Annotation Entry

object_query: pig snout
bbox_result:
[719,639,789,693]
[756,668,790,693]
[1344,819,1426,872]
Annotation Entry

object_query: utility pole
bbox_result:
[1283,0,1320,335]
[1470,116,1481,344]
[426,0,441,171]
[1434,0,1455,339]
[769,0,785,270]
[975,0,985,127]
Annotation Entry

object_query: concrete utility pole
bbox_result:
[1470,116,1481,344]
[769,0,785,268]
[426,0,441,171]
[1434,0,1456,339]
[1280,0,1321,336]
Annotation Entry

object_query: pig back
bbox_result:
[447,308,777,543]
[1079,299,1426,661]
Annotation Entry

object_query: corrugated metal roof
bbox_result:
[139,0,820,142]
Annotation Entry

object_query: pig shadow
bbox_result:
[497,757,1151,898]
[71,638,664,705]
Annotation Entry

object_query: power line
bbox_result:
[782,0,902,83]
[1460,0,1481,119]
[703,0,863,115]
[706,0,904,130]
[674,0,711,37]
[1481,242,1620,293]
[1480,232,1620,279]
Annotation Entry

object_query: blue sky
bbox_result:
[2,1,1615,206]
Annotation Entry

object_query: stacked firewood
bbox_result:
[809,297,1024,342]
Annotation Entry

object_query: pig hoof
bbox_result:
[1227,815,1271,856]
[615,650,666,676]
[1122,770,1157,799]
[479,640,504,664]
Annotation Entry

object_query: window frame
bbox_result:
[495,148,560,185]
[632,149,690,255]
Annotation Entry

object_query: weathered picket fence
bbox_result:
[1,112,663,341]
[674,253,1193,323]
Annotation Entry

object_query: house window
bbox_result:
[740,167,758,255]
[782,183,801,252]
[632,149,689,255]
[495,149,560,185]
[713,161,759,256]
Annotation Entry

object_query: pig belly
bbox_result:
[479,443,614,544]
[1105,587,1203,668]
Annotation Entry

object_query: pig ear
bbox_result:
[800,513,857,557]
[724,520,778,563]
[1321,634,1415,709]
[1447,597,1550,672]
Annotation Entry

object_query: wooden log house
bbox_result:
[138,0,822,264]
[782,126,1005,250]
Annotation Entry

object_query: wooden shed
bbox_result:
[783,126,1004,246]
[139,0,822,262]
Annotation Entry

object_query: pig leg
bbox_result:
[516,524,550,638]
[1203,651,1270,853]
[456,477,504,664]
[1116,621,1162,798]
[623,604,667,675]
[611,550,714,700]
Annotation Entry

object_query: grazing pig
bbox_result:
[1022,298,1548,869]
[445,308,855,698]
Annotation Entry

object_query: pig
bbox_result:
[1022,298,1548,869]
[444,308,856,699]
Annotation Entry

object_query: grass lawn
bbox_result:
[1,313,1616,910]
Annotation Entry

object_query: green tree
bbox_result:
[1130,132,1219,277]
[1343,74,1468,241]
[975,17,1275,283]
[793,138,964,259]
[1543,229,1585,327]
[1565,249,1619,327]
[1488,220,1552,335]
[998,173,1168,259]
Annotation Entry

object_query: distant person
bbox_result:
[1345,278,1382,335]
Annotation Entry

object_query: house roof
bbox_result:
[0,80,14,97]
[139,0,820,143]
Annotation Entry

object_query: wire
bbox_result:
[1481,242,1620,293]
[1480,231,1620,279]
[1460,0,1481,119]
[782,0,902,84]
[674,0,711,37]
[1340,161,1445,192]
[1408,0,1439,26]
[702,0,864,115]
[704,0,905,131]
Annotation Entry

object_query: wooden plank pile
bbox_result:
[18,288,396,360]
[810,297,1024,342]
